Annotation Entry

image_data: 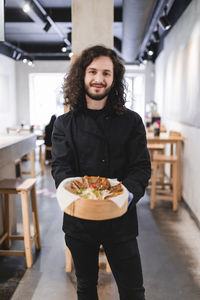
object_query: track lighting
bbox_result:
[43,21,51,32]
[152,30,159,43]
[23,3,31,13]
[61,46,67,53]
[12,50,17,59]
[141,52,148,64]
[159,15,171,30]
[16,52,22,60]
[147,45,154,56]
[158,6,171,31]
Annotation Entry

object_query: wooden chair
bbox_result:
[0,178,41,268]
[150,153,178,211]
[66,246,111,273]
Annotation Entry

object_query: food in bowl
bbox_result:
[64,176,123,200]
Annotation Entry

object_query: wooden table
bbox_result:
[147,133,184,201]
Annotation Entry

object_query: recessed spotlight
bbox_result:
[69,52,73,58]
[23,58,28,64]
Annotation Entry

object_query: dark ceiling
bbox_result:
[0,0,192,64]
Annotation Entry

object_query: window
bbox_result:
[29,73,65,127]
[125,74,145,120]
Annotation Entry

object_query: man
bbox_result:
[51,45,151,300]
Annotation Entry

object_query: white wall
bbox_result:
[0,54,16,133]
[154,0,200,222]
[15,60,70,125]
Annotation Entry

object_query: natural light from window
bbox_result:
[29,73,65,128]
[125,74,145,120]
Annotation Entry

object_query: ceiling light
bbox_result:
[159,15,171,31]
[69,52,73,58]
[23,3,30,13]
[43,21,51,32]
[148,50,153,56]
[28,60,33,66]
[12,50,17,59]
[152,30,159,43]
[23,58,28,63]
[61,46,67,53]
[16,52,22,60]
[147,46,154,56]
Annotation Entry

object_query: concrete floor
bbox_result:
[0,163,200,300]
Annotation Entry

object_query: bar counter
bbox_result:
[0,133,37,236]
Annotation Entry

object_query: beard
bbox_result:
[84,84,113,101]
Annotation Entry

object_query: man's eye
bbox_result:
[89,70,96,74]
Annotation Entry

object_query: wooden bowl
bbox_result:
[64,196,128,220]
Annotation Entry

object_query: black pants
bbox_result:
[65,235,145,300]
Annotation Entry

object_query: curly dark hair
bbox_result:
[63,45,127,115]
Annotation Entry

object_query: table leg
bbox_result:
[176,141,182,201]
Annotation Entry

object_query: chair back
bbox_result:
[169,130,182,137]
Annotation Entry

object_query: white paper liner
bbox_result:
[56,177,129,211]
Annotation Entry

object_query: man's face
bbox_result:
[84,56,114,101]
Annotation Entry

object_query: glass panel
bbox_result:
[29,73,65,128]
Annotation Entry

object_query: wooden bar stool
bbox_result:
[150,153,178,211]
[147,143,165,185]
[147,143,165,160]
[22,140,44,177]
[0,178,41,268]
[66,246,111,273]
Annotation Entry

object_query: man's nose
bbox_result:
[94,72,104,82]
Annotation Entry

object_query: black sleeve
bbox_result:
[122,114,151,203]
[51,116,76,188]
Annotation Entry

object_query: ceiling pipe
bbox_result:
[32,0,71,47]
